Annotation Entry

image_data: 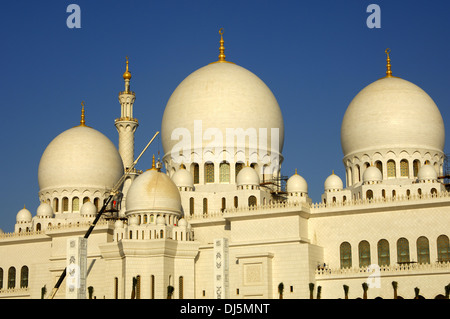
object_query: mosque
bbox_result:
[0,31,449,300]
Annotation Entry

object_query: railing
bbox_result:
[0,220,113,240]
[311,190,450,210]
[0,287,30,295]
[187,200,308,221]
[315,261,450,277]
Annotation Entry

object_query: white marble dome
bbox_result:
[38,126,124,193]
[16,207,32,223]
[126,169,182,215]
[80,201,97,216]
[287,172,308,193]
[36,202,53,218]
[236,166,260,186]
[172,166,194,188]
[363,166,383,183]
[324,172,343,192]
[161,62,284,165]
[341,77,445,158]
[418,164,438,181]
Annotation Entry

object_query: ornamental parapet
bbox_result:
[311,190,450,212]
[187,200,309,221]
[115,117,139,124]
[0,287,30,296]
[315,261,450,279]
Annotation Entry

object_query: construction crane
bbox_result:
[48,131,159,299]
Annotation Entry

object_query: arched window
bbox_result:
[20,266,29,288]
[377,239,390,266]
[72,197,79,211]
[431,188,437,195]
[437,235,450,262]
[387,160,396,178]
[413,160,420,177]
[204,163,214,183]
[53,198,59,213]
[219,162,230,183]
[83,197,90,204]
[366,190,373,200]
[8,267,16,289]
[203,198,208,215]
[179,276,184,299]
[151,275,155,299]
[416,236,430,264]
[160,230,164,238]
[382,189,386,198]
[400,159,409,177]
[355,165,360,183]
[191,163,199,184]
[340,242,352,269]
[114,277,119,299]
[397,238,410,263]
[375,161,383,176]
[189,197,194,216]
[235,162,244,179]
[248,196,257,207]
[358,240,371,268]
[136,275,141,299]
[221,197,226,212]
[234,196,238,208]
[94,198,100,211]
[62,197,69,212]
[36,223,41,231]
[0,268,3,289]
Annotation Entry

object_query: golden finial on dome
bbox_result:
[295,168,298,175]
[80,101,86,127]
[218,28,226,62]
[123,56,132,80]
[385,48,393,78]
[150,154,157,170]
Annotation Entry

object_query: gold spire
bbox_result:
[210,28,234,65]
[385,48,393,78]
[150,155,157,170]
[218,28,226,62]
[80,101,86,126]
[123,56,132,80]
[295,168,298,175]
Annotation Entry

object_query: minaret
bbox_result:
[115,57,138,170]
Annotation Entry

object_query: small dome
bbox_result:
[156,216,166,225]
[36,202,54,218]
[324,172,343,191]
[418,164,438,181]
[178,218,187,227]
[172,166,194,188]
[80,201,97,216]
[363,166,383,183]
[286,171,308,193]
[126,169,182,215]
[16,206,32,223]
[236,166,260,186]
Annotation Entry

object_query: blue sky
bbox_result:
[0,0,449,231]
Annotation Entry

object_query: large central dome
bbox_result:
[161,62,284,164]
